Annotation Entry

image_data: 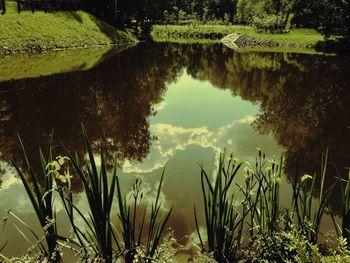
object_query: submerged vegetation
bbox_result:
[1,129,350,262]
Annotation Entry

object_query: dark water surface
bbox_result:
[0,43,350,259]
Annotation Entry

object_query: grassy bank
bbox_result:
[0,2,137,55]
[151,25,324,48]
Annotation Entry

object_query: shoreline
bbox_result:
[0,42,135,56]
[221,33,314,49]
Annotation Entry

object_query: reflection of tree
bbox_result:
[0,44,180,188]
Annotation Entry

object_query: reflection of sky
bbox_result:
[122,71,281,175]
[120,71,283,245]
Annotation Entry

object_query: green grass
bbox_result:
[232,46,333,55]
[0,2,137,54]
[151,25,324,48]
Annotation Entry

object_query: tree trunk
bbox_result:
[1,0,6,14]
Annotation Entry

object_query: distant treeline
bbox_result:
[0,0,80,13]
[91,0,349,39]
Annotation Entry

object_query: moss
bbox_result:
[0,3,137,55]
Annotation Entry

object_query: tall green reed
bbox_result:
[63,125,173,262]
[291,150,334,243]
[116,168,173,263]
[339,169,350,241]
[247,150,284,236]
[12,135,60,262]
[64,126,119,263]
[194,152,248,262]
[8,125,173,262]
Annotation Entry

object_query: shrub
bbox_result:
[240,230,321,263]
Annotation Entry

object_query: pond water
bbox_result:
[0,43,350,260]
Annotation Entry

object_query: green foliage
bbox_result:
[241,229,322,263]
[291,150,334,243]
[293,0,350,39]
[6,126,173,262]
[115,168,173,262]
[236,0,295,32]
[194,152,247,262]
[12,136,61,262]
[236,0,254,24]
[64,126,118,262]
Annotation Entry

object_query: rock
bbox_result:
[221,33,303,49]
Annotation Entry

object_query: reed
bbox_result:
[194,152,248,262]
[249,151,284,236]
[115,168,173,263]
[64,126,119,262]
[5,126,174,262]
[63,125,173,262]
[339,169,350,241]
[291,150,334,243]
[12,135,60,261]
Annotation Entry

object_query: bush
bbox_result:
[252,13,289,33]
[241,230,321,263]
[237,0,294,33]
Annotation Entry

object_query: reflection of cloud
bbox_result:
[152,101,168,113]
[184,227,207,251]
[0,159,66,214]
[0,160,20,190]
[122,116,258,174]
[0,162,35,212]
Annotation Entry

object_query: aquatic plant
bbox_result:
[61,125,172,262]
[194,151,248,262]
[291,150,334,243]
[63,126,120,262]
[243,149,284,236]
[12,135,60,261]
[116,167,173,262]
